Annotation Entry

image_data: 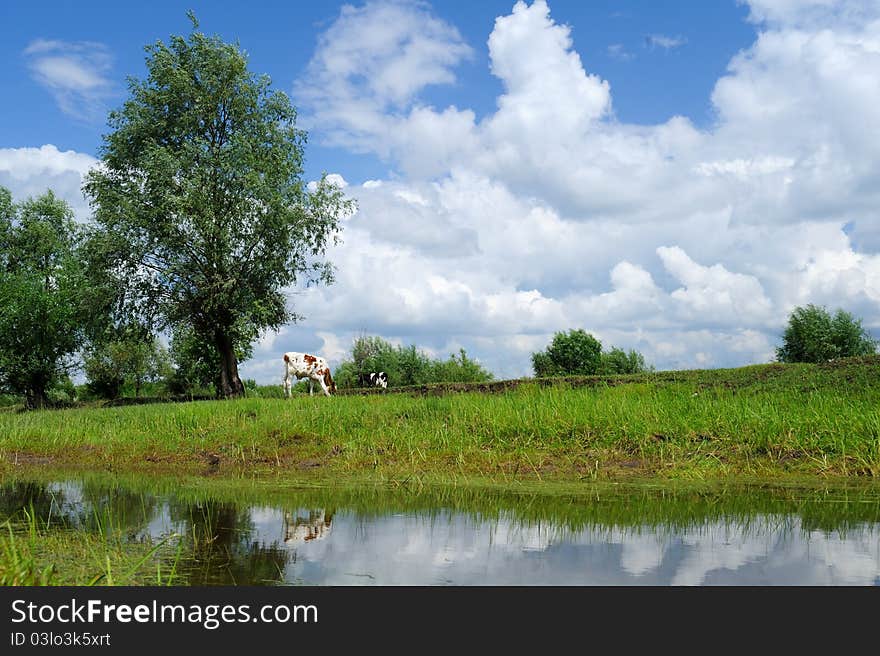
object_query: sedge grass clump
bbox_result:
[0,522,56,585]
[0,506,181,586]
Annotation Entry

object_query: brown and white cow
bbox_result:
[283,352,337,397]
[283,509,334,544]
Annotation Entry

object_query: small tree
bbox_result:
[598,347,652,375]
[532,329,652,377]
[396,344,434,386]
[432,348,494,383]
[776,304,877,363]
[0,188,89,408]
[84,331,172,399]
[351,334,396,376]
[334,336,493,388]
[83,343,125,400]
[532,329,602,377]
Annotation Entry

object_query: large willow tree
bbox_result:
[85,14,353,397]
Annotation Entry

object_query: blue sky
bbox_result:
[2,0,879,383]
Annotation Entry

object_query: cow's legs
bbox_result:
[320,379,331,397]
[309,379,314,396]
[283,371,291,398]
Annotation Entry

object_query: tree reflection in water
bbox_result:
[168,500,289,585]
[0,482,291,585]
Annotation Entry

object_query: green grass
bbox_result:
[0,506,181,586]
[1,356,879,484]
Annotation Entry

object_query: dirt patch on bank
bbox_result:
[5,452,56,466]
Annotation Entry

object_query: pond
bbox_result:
[2,475,879,585]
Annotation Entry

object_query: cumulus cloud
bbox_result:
[294,0,474,174]
[645,34,687,49]
[233,0,880,383]
[23,39,114,121]
[657,246,774,325]
[741,0,875,28]
[0,145,97,219]
[8,0,880,383]
[300,0,472,108]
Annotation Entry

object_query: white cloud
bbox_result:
[694,156,794,181]
[741,0,875,28]
[315,331,352,365]
[8,1,880,384]
[657,246,774,325]
[23,39,114,121]
[294,0,474,173]
[237,0,880,384]
[607,44,634,61]
[645,34,687,49]
[0,145,97,219]
[304,0,472,108]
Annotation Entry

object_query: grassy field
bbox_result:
[1,356,879,484]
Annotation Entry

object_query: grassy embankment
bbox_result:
[1,356,879,485]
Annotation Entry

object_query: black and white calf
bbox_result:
[358,371,388,389]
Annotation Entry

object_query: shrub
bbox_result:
[532,329,652,377]
[335,336,493,388]
[776,304,877,363]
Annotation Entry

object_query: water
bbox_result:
[2,476,880,585]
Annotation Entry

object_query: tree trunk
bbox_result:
[25,386,49,410]
[214,329,245,398]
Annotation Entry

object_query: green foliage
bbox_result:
[241,379,286,398]
[395,344,434,386]
[352,335,396,369]
[434,348,496,383]
[166,328,216,396]
[598,347,654,375]
[0,507,181,586]
[166,325,252,397]
[1,522,56,585]
[84,332,172,399]
[334,335,494,388]
[532,329,602,376]
[330,361,359,390]
[47,377,78,405]
[83,15,354,398]
[0,188,90,408]
[532,329,652,377]
[776,304,877,363]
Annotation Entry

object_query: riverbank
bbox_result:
[1,356,879,485]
